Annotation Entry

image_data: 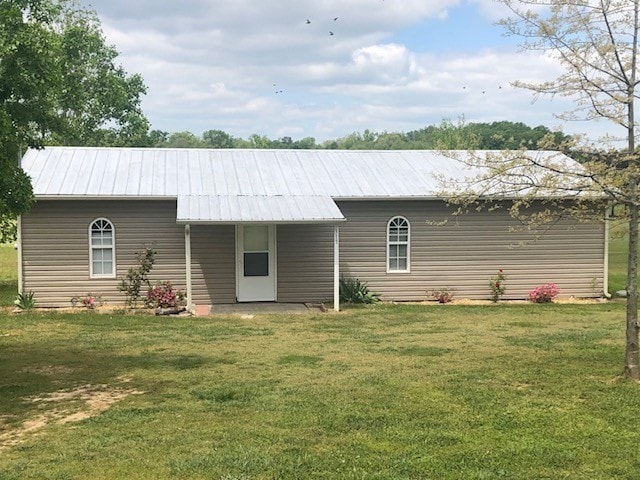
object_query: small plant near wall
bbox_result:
[71,293,104,309]
[489,269,506,303]
[429,288,454,304]
[14,291,35,310]
[146,281,185,309]
[339,276,380,304]
[118,247,156,307]
[529,283,559,303]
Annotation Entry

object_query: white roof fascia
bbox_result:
[35,195,178,201]
[176,194,346,224]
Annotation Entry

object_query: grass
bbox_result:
[609,234,629,294]
[0,243,17,307]
[0,236,639,477]
[0,303,638,478]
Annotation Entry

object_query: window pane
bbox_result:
[244,252,269,276]
[93,260,103,275]
[397,257,407,270]
[91,232,103,246]
[93,249,103,261]
[102,261,113,275]
[244,226,268,251]
[102,249,112,262]
[102,231,113,246]
[397,244,407,259]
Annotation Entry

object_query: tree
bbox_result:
[46,4,149,146]
[444,0,640,378]
[0,0,149,241]
[202,129,235,148]
[247,134,272,149]
[164,131,202,148]
[147,129,169,147]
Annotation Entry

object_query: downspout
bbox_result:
[17,147,23,295]
[185,224,193,312]
[17,216,23,295]
[334,224,340,312]
[603,206,611,298]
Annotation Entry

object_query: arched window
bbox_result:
[89,218,115,278]
[387,216,410,273]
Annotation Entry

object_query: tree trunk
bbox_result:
[625,200,640,379]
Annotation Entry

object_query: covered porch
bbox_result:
[177,194,345,313]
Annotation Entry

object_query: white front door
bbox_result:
[236,225,276,302]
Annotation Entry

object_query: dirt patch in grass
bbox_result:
[0,383,144,451]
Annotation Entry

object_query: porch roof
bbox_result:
[176,194,346,224]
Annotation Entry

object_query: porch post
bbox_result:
[185,224,193,312]
[334,224,340,312]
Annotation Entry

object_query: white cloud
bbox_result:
[77,0,620,142]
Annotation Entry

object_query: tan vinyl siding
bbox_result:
[336,200,605,301]
[21,198,606,307]
[21,200,186,307]
[190,225,236,304]
[277,224,334,303]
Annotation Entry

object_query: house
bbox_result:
[17,147,608,311]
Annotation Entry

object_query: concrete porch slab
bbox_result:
[199,303,320,316]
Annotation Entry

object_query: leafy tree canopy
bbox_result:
[0,0,149,241]
[148,120,567,151]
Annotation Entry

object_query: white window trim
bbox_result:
[387,216,410,274]
[89,217,116,279]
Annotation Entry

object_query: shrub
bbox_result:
[146,281,185,309]
[14,291,35,310]
[339,276,380,304]
[429,288,454,304]
[528,283,559,303]
[71,293,104,309]
[118,247,156,307]
[489,269,506,303]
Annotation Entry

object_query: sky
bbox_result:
[79,0,620,143]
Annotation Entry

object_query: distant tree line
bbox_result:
[137,120,569,151]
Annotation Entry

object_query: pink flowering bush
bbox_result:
[71,293,103,309]
[83,294,96,309]
[146,282,185,309]
[429,288,454,304]
[528,283,559,303]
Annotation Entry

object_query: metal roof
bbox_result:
[21,147,581,222]
[177,195,345,224]
[21,147,485,199]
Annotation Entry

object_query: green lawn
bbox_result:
[609,234,630,294]
[0,303,638,479]
[0,243,17,307]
